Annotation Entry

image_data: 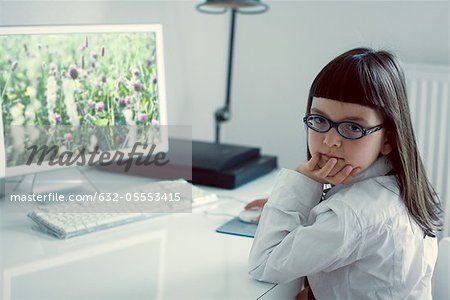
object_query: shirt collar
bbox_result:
[326,156,393,198]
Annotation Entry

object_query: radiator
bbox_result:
[404,63,450,237]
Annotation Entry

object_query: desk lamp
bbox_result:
[187,0,275,189]
[196,0,269,143]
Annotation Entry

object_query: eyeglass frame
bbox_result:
[303,113,383,140]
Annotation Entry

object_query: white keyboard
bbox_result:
[28,180,218,239]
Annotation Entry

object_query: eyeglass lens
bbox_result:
[306,115,364,139]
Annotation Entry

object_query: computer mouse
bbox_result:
[238,208,262,224]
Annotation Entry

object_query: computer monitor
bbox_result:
[0,24,169,188]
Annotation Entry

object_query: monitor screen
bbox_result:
[0,24,168,178]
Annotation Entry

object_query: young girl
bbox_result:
[248,48,443,299]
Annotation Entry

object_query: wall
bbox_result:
[1,0,449,168]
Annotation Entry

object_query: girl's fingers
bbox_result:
[244,199,268,210]
[316,158,337,178]
[296,154,361,185]
[327,165,353,185]
[306,153,321,171]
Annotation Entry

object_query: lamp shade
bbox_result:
[196,0,268,14]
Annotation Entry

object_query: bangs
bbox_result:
[310,49,384,109]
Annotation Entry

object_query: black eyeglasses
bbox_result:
[303,114,383,140]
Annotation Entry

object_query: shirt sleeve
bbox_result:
[248,168,361,284]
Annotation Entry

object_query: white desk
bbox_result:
[0,168,301,300]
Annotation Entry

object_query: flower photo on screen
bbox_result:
[1,31,162,167]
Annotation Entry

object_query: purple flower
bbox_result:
[68,64,79,79]
[152,76,157,84]
[54,113,62,125]
[50,63,57,72]
[95,101,105,112]
[100,75,107,83]
[49,63,57,76]
[132,81,143,92]
[64,133,73,142]
[151,119,159,127]
[132,68,140,78]
[138,113,148,123]
[87,99,95,108]
[146,59,153,67]
[124,96,132,105]
[118,98,127,108]
[115,135,125,144]
[101,46,105,57]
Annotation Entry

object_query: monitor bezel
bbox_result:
[0,24,169,178]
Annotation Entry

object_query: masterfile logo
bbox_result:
[26,142,169,172]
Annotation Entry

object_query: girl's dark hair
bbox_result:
[306,47,442,237]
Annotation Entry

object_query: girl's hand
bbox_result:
[295,153,361,185]
[244,198,268,210]
[243,199,267,224]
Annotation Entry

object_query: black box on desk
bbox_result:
[192,154,277,189]
[96,138,277,189]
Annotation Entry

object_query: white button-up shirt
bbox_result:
[248,158,437,299]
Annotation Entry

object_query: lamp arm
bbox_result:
[215,8,236,143]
